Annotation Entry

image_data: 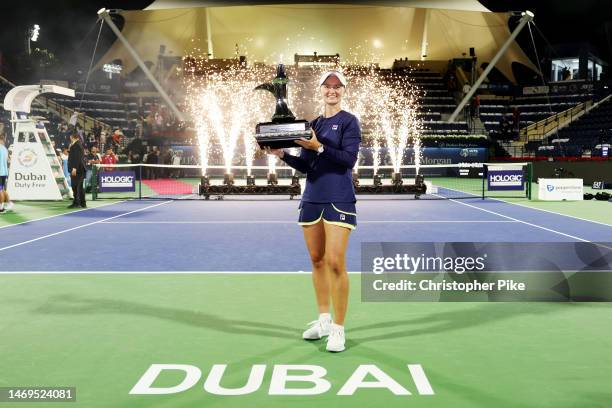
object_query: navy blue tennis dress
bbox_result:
[281,110,361,230]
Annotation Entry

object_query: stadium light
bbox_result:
[103,63,122,79]
[103,63,122,74]
[522,10,535,18]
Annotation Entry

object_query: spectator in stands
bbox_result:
[472,95,481,118]
[93,124,101,140]
[126,135,145,160]
[155,109,163,129]
[112,129,123,152]
[127,150,141,164]
[69,110,79,128]
[512,107,520,132]
[161,147,172,177]
[104,132,115,153]
[101,147,118,172]
[136,118,143,139]
[144,112,154,137]
[85,146,101,192]
[76,124,85,143]
[172,150,182,178]
[499,114,511,140]
[447,73,457,94]
[561,67,572,81]
[86,132,97,149]
[0,134,14,213]
[68,133,86,209]
[145,146,159,179]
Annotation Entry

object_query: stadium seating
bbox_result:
[481,93,594,136]
[404,69,471,136]
[51,91,130,128]
[542,96,612,157]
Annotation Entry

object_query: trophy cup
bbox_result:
[254,64,312,149]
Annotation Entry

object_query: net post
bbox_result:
[527,162,533,200]
[138,165,142,200]
[92,165,98,201]
[482,163,487,200]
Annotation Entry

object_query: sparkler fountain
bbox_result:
[183,46,425,197]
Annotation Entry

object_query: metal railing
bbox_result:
[519,98,593,142]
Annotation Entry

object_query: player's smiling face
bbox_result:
[320,75,345,106]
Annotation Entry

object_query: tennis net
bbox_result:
[90,162,532,200]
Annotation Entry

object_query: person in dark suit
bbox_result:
[68,133,86,208]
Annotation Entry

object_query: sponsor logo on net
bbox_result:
[100,175,134,188]
[130,364,434,396]
[489,173,522,186]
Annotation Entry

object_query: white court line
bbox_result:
[99,220,518,224]
[0,269,605,275]
[444,198,591,242]
[0,201,173,253]
[432,183,612,227]
[0,271,360,274]
[489,198,612,228]
[0,200,128,230]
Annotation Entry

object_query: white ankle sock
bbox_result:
[319,313,331,322]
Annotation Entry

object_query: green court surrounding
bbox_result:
[1,274,612,407]
[1,174,610,407]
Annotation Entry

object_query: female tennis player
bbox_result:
[266,70,361,352]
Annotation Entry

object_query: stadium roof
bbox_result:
[97,2,536,82]
[143,0,491,12]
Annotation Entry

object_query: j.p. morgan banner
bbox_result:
[487,166,524,191]
[98,171,136,192]
[361,242,612,301]
[360,147,487,165]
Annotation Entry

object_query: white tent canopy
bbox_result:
[97,2,536,83]
[144,0,491,12]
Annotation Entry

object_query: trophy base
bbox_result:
[255,120,311,149]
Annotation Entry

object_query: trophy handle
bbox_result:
[254,83,275,94]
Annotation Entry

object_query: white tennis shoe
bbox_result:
[326,323,346,352]
[302,316,332,340]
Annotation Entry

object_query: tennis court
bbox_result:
[1,191,611,407]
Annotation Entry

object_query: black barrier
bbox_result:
[533,161,612,185]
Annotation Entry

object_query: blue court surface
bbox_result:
[0,197,610,271]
